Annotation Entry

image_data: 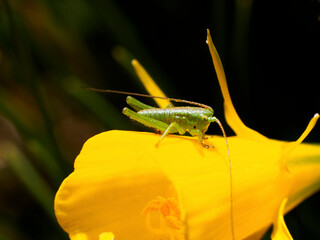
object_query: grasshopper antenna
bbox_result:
[85,88,213,110]
[214,118,235,240]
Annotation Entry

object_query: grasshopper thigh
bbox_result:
[123,107,170,132]
[126,96,154,111]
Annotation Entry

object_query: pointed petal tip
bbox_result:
[206,29,267,141]
[206,29,211,44]
[131,59,138,66]
[130,59,170,108]
[295,113,319,145]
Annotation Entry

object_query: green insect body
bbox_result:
[123,95,221,147]
[85,88,227,147]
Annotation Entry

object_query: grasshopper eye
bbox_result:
[201,115,208,122]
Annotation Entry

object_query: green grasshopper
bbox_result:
[86,88,229,149]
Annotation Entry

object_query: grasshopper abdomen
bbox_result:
[137,107,213,138]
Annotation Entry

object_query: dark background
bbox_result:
[0,0,319,239]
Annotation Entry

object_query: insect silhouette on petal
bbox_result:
[86,88,227,148]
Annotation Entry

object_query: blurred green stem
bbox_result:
[112,45,148,90]
[3,0,70,173]
[95,0,171,91]
[2,142,55,221]
[0,211,30,240]
[62,77,129,129]
[27,140,65,187]
[0,98,66,186]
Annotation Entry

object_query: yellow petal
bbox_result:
[271,198,293,240]
[55,131,184,240]
[206,29,267,141]
[285,141,320,213]
[131,59,171,108]
[55,130,320,240]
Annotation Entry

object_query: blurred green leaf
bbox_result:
[61,76,129,129]
[2,142,55,220]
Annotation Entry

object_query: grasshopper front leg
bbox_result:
[198,134,212,149]
[156,122,186,147]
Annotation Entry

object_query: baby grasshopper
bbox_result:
[87,87,234,239]
[86,88,228,149]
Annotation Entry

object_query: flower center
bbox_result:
[142,196,184,239]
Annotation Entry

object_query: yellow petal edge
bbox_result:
[271,198,293,240]
[206,29,267,141]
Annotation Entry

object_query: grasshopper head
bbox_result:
[188,110,213,137]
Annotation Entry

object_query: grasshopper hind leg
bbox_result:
[122,107,169,132]
[123,108,183,147]
[126,96,154,111]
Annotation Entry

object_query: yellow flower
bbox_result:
[54,30,320,240]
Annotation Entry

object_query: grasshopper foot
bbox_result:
[154,129,163,135]
[201,141,215,149]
